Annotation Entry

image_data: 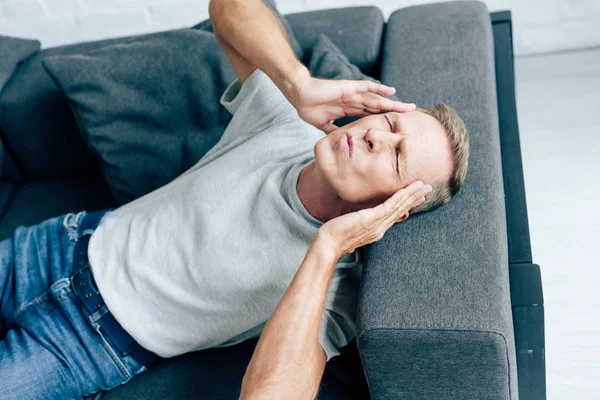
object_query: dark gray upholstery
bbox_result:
[0,137,23,185]
[0,35,39,186]
[287,6,384,73]
[0,183,15,222]
[42,29,238,205]
[101,338,369,400]
[357,1,518,399]
[0,2,521,399]
[0,179,116,242]
[0,35,40,92]
[0,34,151,181]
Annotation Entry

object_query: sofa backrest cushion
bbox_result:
[0,33,154,181]
[0,35,40,184]
[0,35,40,93]
[286,6,384,74]
[42,29,239,205]
[0,136,24,185]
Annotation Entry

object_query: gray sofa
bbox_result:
[0,1,546,399]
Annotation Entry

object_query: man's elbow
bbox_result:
[208,0,226,27]
[208,0,238,24]
[207,0,219,23]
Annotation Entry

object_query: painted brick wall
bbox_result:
[1,0,599,55]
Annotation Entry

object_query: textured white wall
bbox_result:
[0,0,599,55]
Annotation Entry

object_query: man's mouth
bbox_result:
[345,133,353,157]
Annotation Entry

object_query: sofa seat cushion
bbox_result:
[0,179,117,241]
[101,338,369,400]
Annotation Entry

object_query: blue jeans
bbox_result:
[0,210,147,399]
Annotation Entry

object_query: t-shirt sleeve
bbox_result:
[318,259,363,362]
[219,68,299,139]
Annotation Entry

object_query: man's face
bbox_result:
[314,111,454,205]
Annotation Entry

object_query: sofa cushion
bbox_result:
[0,35,40,93]
[357,1,519,399]
[0,183,16,223]
[0,135,24,185]
[0,34,145,181]
[0,179,116,242]
[42,29,239,205]
[286,6,384,74]
[0,35,39,185]
[100,338,369,400]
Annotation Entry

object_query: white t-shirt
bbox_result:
[88,69,363,361]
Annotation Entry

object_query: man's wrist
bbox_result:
[273,62,312,108]
[313,229,344,262]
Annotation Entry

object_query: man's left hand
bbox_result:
[291,77,416,134]
[316,181,432,258]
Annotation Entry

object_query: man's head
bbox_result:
[313,103,469,217]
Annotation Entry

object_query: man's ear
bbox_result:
[396,212,409,223]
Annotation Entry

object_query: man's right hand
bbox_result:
[290,76,416,134]
[210,0,415,134]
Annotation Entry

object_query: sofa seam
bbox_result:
[357,326,512,399]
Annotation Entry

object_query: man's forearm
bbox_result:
[208,0,310,102]
[239,235,340,399]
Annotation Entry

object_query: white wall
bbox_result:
[1,0,599,55]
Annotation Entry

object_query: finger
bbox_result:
[341,106,373,117]
[362,93,416,113]
[384,181,431,220]
[393,101,417,112]
[388,181,424,211]
[371,184,419,227]
[351,80,397,96]
[341,105,381,117]
[364,183,428,243]
[346,105,410,117]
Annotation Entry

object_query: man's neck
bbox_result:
[296,161,352,223]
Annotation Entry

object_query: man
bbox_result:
[0,0,469,398]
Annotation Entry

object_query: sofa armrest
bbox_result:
[356,2,518,399]
[492,11,546,399]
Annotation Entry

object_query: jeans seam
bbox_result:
[93,323,132,381]
[13,294,43,320]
